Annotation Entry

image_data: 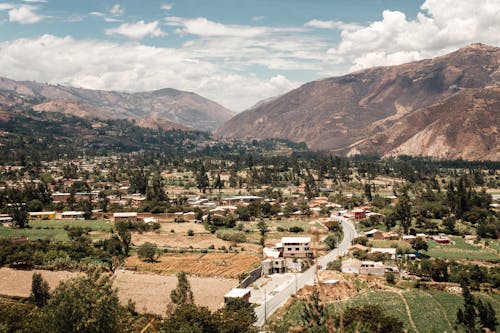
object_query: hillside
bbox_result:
[215,43,500,160]
[0,78,234,132]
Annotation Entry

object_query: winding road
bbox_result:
[253,216,358,327]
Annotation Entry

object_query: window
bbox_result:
[296,248,300,251]
[287,248,292,251]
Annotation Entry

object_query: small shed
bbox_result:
[224,288,251,302]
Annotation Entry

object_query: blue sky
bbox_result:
[0,0,499,110]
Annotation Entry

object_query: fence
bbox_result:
[238,265,262,288]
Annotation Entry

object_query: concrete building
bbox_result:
[224,288,251,302]
[279,237,313,258]
[113,212,138,222]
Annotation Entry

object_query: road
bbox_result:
[253,216,357,327]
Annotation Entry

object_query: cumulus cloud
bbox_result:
[8,4,44,24]
[325,0,500,72]
[160,3,173,11]
[109,4,124,16]
[105,21,165,40]
[0,35,298,110]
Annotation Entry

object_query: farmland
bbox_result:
[0,219,113,242]
[426,237,500,261]
[271,288,500,333]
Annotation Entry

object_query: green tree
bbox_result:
[299,287,328,333]
[324,235,337,250]
[30,272,50,307]
[8,203,28,228]
[137,242,157,262]
[170,272,194,305]
[395,191,412,234]
[411,237,428,252]
[41,270,125,333]
[97,191,109,212]
[218,298,257,333]
[115,220,132,256]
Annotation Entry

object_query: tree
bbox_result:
[115,220,132,256]
[41,270,125,333]
[218,298,257,333]
[170,272,194,305]
[299,287,329,333]
[411,237,428,252]
[30,272,50,307]
[364,183,372,201]
[456,281,498,333]
[195,163,209,193]
[324,234,337,250]
[341,304,404,333]
[395,191,412,234]
[214,173,224,192]
[137,242,157,262]
[8,203,28,228]
[80,199,93,220]
[162,303,218,333]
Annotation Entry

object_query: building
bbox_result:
[341,259,386,276]
[279,237,313,258]
[61,211,85,219]
[262,258,286,275]
[113,212,138,222]
[224,288,251,302]
[28,211,56,220]
[365,229,384,240]
[0,215,13,224]
[370,247,397,260]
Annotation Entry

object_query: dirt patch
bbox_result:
[126,252,260,279]
[297,271,356,301]
[159,222,207,234]
[113,270,238,315]
[0,267,79,297]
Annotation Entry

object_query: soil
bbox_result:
[113,270,238,315]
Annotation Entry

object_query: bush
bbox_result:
[327,259,342,272]
[385,272,396,284]
[187,229,194,236]
[289,226,304,233]
[324,235,337,250]
[216,231,247,243]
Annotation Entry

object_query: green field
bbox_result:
[0,219,113,242]
[426,237,499,261]
[270,289,500,333]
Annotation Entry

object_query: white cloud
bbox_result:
[170,17,268,37]
[160,3,173,11]
[0,3,15,10]
[251,16,264,22]
[21,0,46,2]
[8,5,44,24]
[109,4,123,16]
[305,19,362,31]
[325,0,500,72]
[0,34,298,110]
[89,11,105,17]
[105,21,165,40]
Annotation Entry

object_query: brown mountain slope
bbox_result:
[216,43,500,158]
[349,87,500,160]
[0,78,234,131]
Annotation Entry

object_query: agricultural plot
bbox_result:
[271,289,500,333]
[0,219,113,242]
[126,252,260,278]
[426,237,499,261]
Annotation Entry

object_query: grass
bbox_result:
[426,237,499,261]
[269,289,500,333]
[368,239,413,252]
[0,219,113,242]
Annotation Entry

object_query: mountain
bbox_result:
[0,78,234,131]
[216,43,500,160]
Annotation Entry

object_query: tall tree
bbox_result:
[395,191,412,234]
[170,272,194,305]
[30,272,50,307]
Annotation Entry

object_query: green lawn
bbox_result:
[426,237,499,261]
[269,289,500,333]
[0,219,113,242]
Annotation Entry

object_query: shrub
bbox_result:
[137,242,158,262]
[385,272,396,284]
[289,226,304,233]
[187,229,194,236]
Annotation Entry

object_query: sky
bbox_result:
[0,0,499,111]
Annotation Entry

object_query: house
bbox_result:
[365,229,384,240]
[61,211,85,219]
[28,211,56,220]
[142,217,157,224]
[352,209,366,220]
[370,247,397,260]
[224,288,251,302]
[382,231,400,240]
[402,235,416,242]
[113,212,138,222]
[0,215,13,224]
[342,259,386,276]
[262,258,286,274]
[51,192,71,203]
[432,235,451,244]
[359,261,386,276]
[279,237,313,258]
[341,258,361,274]
[221,196,263,205]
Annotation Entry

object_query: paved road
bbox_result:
[253,217,357,327]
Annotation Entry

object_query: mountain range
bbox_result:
[0,78,234,132]
[215,43,500,160]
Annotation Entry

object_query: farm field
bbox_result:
[426,237,499,261]
[271,288,500,333]
[113,270,238,314]
[125,252,260,278]
[0,268,79,297]
[0,219,113,242]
